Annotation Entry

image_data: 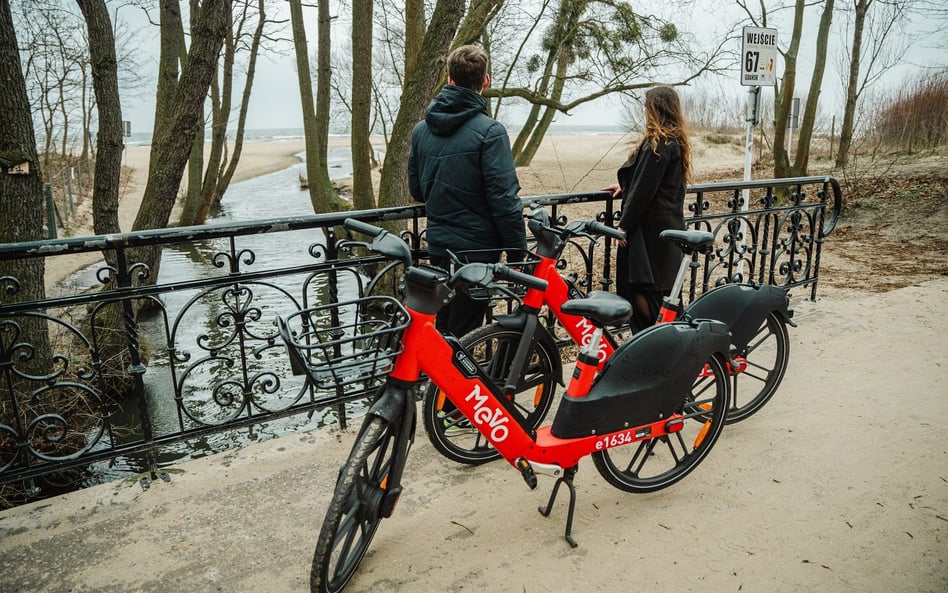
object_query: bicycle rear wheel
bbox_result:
[727,311,790,423]
[591,352,730,493]
[311,416,398,593]
[422,324,559,465]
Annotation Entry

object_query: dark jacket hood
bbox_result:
[424,85,488,136]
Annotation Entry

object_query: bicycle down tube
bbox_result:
[396,304,689,471]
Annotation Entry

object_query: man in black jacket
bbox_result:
[408,44,527,338]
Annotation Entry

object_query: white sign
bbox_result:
[741,26,778,86]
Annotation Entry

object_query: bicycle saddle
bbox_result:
[660,229,715,254]
[561,291,632,326]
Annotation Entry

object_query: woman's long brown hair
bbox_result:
[629,86,692,183]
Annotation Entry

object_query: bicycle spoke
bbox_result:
[743,325,774,356]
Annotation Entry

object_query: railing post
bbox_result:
[44,183,57,240]
[115,247,155,480]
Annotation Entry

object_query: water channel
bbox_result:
[69,146,361,484]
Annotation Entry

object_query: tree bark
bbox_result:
[75,0,122,238]
[289,0,343,213]
[404,0,425,77]
[351,0,375,210]
[0,0,50,371]
[791,0,835,176]
[773,0,804,179]
[131,0,228,278]
[835,0,870,169]
[377,0,466,210]
[209,0,267,219]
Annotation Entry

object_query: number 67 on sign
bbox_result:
[741,26,777,86]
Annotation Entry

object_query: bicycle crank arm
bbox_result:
[516,457,564,488]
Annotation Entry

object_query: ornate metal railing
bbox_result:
[0,176,841,503]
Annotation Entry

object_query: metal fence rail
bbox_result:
[0,176,841,501]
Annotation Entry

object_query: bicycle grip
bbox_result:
[344,217,385,237]
[585,221,626,241]
[495,265,548,292]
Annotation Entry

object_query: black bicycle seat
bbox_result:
[561,291,632,327]
[660,229,715,254]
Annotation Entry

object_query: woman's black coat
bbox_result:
[615,137,686,293]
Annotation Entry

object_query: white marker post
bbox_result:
[739,26,778,281]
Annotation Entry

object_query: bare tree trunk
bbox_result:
[131,0,228,277]
[75,0,121,238]
[210,0,267,217]
[791,0,834,175]
[315,0,334,196]
[289,0,343,213]
[517,43,572,166]
[836,0,870,169]
[179,0,209,227]
[0,0,50,370]
[376,0,466,209]
[773,0,805,179]
[351,0,375,210]
[404,0,424,77]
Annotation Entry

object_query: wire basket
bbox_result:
[277,295,411,390]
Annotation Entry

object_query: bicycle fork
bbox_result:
[365,382,417,518]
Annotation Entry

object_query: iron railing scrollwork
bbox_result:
[0,176,841,504]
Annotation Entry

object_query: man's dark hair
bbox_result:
[447,45,488,92]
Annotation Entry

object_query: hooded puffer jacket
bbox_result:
[408,85,526,259]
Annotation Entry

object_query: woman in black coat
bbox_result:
[605,86,693,332]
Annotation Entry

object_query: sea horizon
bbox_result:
[123,123,628,148]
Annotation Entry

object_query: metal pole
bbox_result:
[739,86,760,282]
[44,183,57,239]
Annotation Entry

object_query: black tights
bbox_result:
[625,289,664,334]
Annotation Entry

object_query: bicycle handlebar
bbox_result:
[584,220,625,241]
[344,217,385,238]
[495,264,548,292]
[343,218,413,266]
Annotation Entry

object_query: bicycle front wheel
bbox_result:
[727,311,790,423]
[592,352,730,493]
[422,324,559,465]
[311,416,398,593]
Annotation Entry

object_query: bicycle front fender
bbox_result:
[367,383,416,430]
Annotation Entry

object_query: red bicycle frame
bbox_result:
[391,305,685,471]
[519,254,617,368]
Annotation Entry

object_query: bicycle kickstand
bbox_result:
[538,465,579,548]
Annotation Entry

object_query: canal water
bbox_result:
[75,147,363,483]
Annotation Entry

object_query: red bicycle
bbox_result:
[423,207,794,464]
[278,218,732,592]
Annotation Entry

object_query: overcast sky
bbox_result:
[117,1,947,136]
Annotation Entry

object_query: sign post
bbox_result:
[738,26,777,281]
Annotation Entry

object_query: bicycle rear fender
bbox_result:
[684,284,794,351]
[551,319,730,439]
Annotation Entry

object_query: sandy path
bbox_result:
[1,278,945,592]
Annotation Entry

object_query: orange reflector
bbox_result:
[435,390,446,412]
[694,420,711,449]
[380,475,388,490]
[533,385,543,406]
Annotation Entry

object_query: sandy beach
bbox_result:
[45,131,747,291]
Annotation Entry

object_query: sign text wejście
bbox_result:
[741,26,778,87]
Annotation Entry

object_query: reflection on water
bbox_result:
[87,150,362,481]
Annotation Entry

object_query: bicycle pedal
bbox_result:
[516,457,537,489]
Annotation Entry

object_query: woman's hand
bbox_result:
[617,227,628,248]
[603,184,621,199]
